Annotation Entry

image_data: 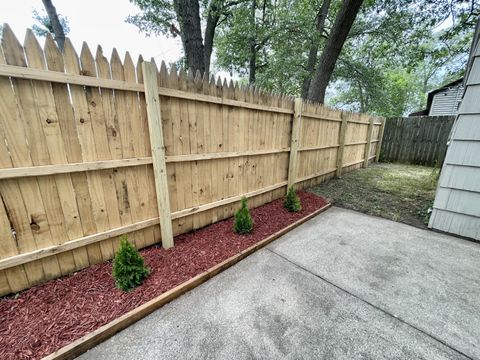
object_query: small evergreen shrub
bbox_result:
[112,236,150,292]
[284,186,302,212]
[234,197,253,234]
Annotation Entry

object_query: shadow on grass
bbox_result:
[309,162,439,229]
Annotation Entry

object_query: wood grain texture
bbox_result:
[0,26,382,295]
[142,62,174,248]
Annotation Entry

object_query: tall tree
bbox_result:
[39,0,66,50]
[307,0,364,102]
[301,0,331,98]
[128,0,234,75]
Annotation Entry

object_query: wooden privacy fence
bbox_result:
[0,25,385,296]
[380,116,455,166]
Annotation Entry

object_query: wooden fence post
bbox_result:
[375,117,386,162]
[287,98,303,189]
[363,116,375,167]
[336,111,347,177]
[142,61,174,249]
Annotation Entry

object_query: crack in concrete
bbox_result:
[265,247,475,360]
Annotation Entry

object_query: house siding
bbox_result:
[429,46,480,240]
[429,84,464,116]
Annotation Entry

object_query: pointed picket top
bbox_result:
[123,51,136,83]
[63,38,82,75]
[167,63,178,89]
[254,86,262,104]
[201,71,209,93]
[178,67,187,90]
[154,59,166,86]
[159,59,167,74]
[169,63,177,78]
[186,68,195,91]
[237,83,244,96]
[194,69,202,81]
[124,51,134,67]
[226,78,235,99]
[136,55,145,84]
[202,71,208,85]
[24,29,46,70]
[95,45,111,79]
[231,80,239,100]
[222,78,229,98]
[214,76,222,97]
[178,66,186,79]
[194,69,202,91]
[149,57,158,70]
[207,74,215,94]
[79,42,96,77]
[236,82,246,101]
[189,70,198,93]
[110,48,125,81]
[1,23,27,66]
[244,84,253,102]
[44,33,64,71]
[111,48,122,63]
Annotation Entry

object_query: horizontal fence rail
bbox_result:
[380,116,455,166]
[0,25,384,296]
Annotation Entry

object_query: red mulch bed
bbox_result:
[0,191,328,359]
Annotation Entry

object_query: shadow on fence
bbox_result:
[380,116,455,166]
[0,24,385,295]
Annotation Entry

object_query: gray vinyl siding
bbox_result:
[428,84,464,116]
[429,46,480,240]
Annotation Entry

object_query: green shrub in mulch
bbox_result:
[112,236,150,292]
[284,186,302,212]
[234,197,253,234]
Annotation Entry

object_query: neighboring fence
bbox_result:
[380,116,455,166]
[0,25,385,296]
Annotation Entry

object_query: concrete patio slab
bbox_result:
[269,207,480,359]
[79,207,479,359]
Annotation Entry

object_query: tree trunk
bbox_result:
[301,0,331,98]
[174,0,206,74]
[307,0,364,103]
[42,0,65,50]
[204,0,222,76]
[358,79,364,112]
[249,0,257,84]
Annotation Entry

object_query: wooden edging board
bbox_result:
[43,202,332,360]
